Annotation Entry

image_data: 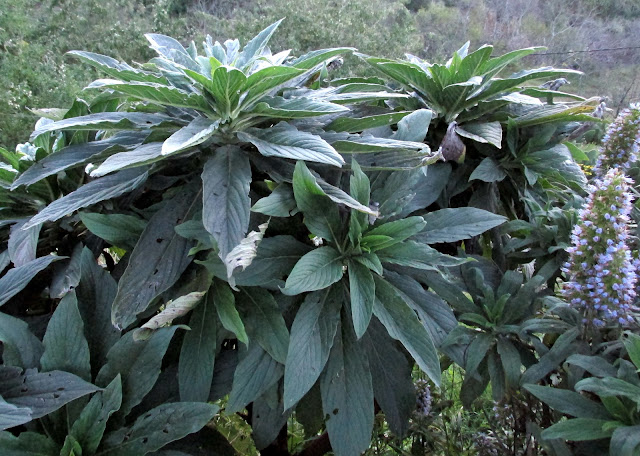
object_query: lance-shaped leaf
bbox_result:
[210,65,247,118]
[90,142,166,177]
[456,121,502,148]
[69,375,123,454]
[8,219,40,267]
[291,161,341,242]
[362,318,415,437]
[0,313,43,369]
[373,276,441,386]
[237,287,290,364]
[251,184,297,217]
[24,167,149,229]
[0,431,58,455]
[239,123,344,167]
[11,131,147,189]
[226,344,283,414]
[98,402,218,456]
[235,19,283,70]
[161,116,220,155]
[202,146,251,259]
[133,291,205,341]
[212,278,248,345]
[77,248,121,377]
[89,80,214,113]
[377,240,468,270]
[95,327,179,421]
[416,207,507,244]
[0,366,99,420]
[291,47,355,70]
[40,291,91,381]
[68,50,168,84]
[225,221,268,289]
[283,286,343,410]
[348,259,375,339]
[281,246,344,296]
[469,157,507,182]
[111,186,199,329]
[541,418,613,442]
[523,385,610,420]
[327,111,412,133]
[179,291,217,402]
[30,112,179,138]
[240,66,305,110]
[362,216,426,251]
[0,255,64,307]
[250,96,348,119]
[79,212,147,251]
[320,322,374,456]
[0,398,32,431]
[316,175,377,215]
[331,135,428,154]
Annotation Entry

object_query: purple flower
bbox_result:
[561,168,638,327]
[593,106,640,177]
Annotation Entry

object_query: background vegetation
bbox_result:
[1,0,639,150]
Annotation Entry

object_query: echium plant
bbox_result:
[593,104,640,177]
[561,168,639,328]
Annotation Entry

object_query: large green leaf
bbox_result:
[98,402,218,456]
[76,248,121,378]
[373,276,441,386]
[377,240,467,270]
[90,142,165,177]
[291,48,355,70]
[179,291,217,402]
[90,80,214,113]
[95,327,178,421]
[40,291,91,381]
[201,146,251,259]
[363,319,415,437]
[348,259,375,339]
[68,50,168,84]
[320,322,374,456]
[8,219,40,267]
[11,131,147,189]
[111,186,199,329]
[235,19,282,70]
[226,344,283,414]
[416,207,507,244]
[238,123,344,167]
[161,117,220,155]
[469,157,507,182]
[30,113,179,138]
[281,246,344,295]
[69,375,123,454]
[524,385,610,419]
[0,366,99,420]
[0,255,64,307]
[210,66,247,118]
[0,431,59,455]
[211,278,248,345]
[0,312,43,369]
[575,377,640,404]
[0,398,32,431]
[250,96,348,119]
[384,271,457,347]
[291,161,342,242]
[79,212,147,251]
[327,111,412,133]
[24,168,149,229]
[283,287,343,409]
[542,418,612,442]
[362,217,426,251]
[520,328,579,385]
[240,65,305,110]
[251,184,297,217]
[237,287,289,364]
[611,426,640,456]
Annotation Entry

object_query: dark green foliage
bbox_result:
[1,19,637,456]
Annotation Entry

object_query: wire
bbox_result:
[531,45,640,56]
